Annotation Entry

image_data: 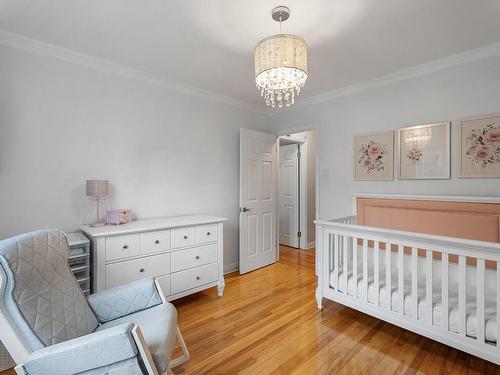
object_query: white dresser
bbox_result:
[81,215,226,300]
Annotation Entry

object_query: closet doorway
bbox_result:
[278,131,316,251]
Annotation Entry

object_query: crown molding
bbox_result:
[271,41,500,115]
[3,29,499,118]
[0,30,268,115]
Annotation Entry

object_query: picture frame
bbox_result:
[353,131,394,181]
[459,114,500,178]
[397,122,450,180]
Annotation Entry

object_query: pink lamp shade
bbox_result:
[86,180,109,199]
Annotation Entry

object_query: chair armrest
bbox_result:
[21,323,137,375]
[88,277,162,323]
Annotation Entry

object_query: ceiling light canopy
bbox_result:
[255,6,308,108]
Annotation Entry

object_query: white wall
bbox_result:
[0,46,269,271]
[269,56,500,221]
[303,131,316,244]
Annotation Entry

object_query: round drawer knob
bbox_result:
[140,268,145,273]
[184,235,188,239]
[207,232,211,236]
[155,240,160,244]
[196,276,200,280]
[122,245,128,249]
[195,255,200,259]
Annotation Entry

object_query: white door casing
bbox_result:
[239,129,277,274]
[279,144,299,248]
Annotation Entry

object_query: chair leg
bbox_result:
[168,326,189,370]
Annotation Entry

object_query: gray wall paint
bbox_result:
[304,131,316,244]
[2,44,499,270]
[0,46,269,269]
[269,56,500,221]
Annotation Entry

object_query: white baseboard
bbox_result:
[223,262,239,275]
[306,241,316,249]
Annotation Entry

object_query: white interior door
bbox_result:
[239,128,277,274]
[279,144,299,248]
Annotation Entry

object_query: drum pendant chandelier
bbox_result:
[254,6,307,108]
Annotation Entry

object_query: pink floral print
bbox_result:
[406,146,423,162]
[466,123,500,168]
[358,140,386,173]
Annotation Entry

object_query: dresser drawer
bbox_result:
[171,262,218,295]
[196,224,218,244]
[171,244,217,273]
[156,274,171,296]
[171,227,196,249]
[106,234,140,261]
[141,230,171,254]
[105,252,171,289]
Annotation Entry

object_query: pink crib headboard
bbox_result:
[356,197,500,243]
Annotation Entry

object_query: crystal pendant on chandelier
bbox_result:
[254,7,308,108]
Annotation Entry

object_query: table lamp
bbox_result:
[86,180,109,227]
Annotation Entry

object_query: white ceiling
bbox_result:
[1,0,500,109]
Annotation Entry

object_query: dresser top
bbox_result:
[81,215,227,238]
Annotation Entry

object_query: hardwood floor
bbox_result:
[2,246,499,374]
[173,245,499,374]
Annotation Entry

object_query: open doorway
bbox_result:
[278,130,316,257]
[239,127,317,275]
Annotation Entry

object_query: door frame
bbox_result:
[273,122,320,262]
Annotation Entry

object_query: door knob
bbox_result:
[155,240,160,244]
[241,207,252,213]
[139,268,145,273]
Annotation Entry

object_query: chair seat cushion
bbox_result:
[96,302,177,373]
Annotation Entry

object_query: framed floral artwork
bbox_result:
[459,114,500,178]
[353,131,394,180]
[397,122,450,180]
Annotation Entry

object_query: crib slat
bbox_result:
[386,243,392,310]
[363,239,368,303]
[343,236,348,295]
[497,261,500,350]
[398,245,404,315]
[374,241,380,306]
[352,237,358,299]
[333,234,339,291]
[477,258,485,344]
[412,247,418,320]
[426,250,432,325]
[442,253,449,331]
[458,256,466,336]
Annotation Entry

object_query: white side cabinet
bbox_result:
[81,215,226,300]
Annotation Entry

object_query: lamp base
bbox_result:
[90,221,107,228]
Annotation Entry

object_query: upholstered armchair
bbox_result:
[0,230,188,375]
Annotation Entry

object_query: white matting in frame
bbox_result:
[397,122,450,180]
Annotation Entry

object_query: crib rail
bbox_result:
[315,216,500,364]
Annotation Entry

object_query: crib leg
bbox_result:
[316,288,323,310]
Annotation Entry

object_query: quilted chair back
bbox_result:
[0,230,98,351]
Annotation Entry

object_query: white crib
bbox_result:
[315,196,500,364]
